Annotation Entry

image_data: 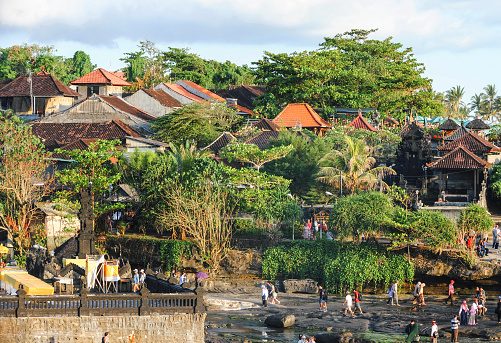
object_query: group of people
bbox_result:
[302,219,328,240]
[297,334,316,342]
[261,281,280,308]
[132,268,146,292]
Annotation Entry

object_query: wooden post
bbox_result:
[79,287,89,316]
[474,170,477,200]
[16,288,27,317]
[139,285,150,316]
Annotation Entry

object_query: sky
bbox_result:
[1,0,501,102]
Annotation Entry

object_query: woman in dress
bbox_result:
[468,299,478,325]
[459,300,469,326]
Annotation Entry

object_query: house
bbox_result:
[443,123,469,143]
[32,203,80,250]
[245,130,311,150]
[70,68,131,101]
[212,85,265,110]
[0,72,80,118]
[437,118,460,139]
[125,88,182,117]
[347,109,378,132]
[272,103,331,136]
[203,132,236,155]
[250,118,280,131]
[36,94,155,136]
[154,80,225,105]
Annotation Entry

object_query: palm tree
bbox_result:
[315,136,395,194]
[481,84,500,122]
[445,85,466,119]
[469,93,485,119]
[168,140,212,173]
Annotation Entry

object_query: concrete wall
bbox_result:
[0,313,206,343]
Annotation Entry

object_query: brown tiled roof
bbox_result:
[0,79,12,91]
[229,104,254,115]
[51,139,99,159]
[438,118,460,131]
[466,118,490,130]
[428,145,490,169]
[348,112,378,132]
[177,80,225,101]
[245,130,311,150]
[251,118,280,131]
[438,131,501,153]
[142,88,182,108]
[203,132,236,154]
[70,68,131,86]
[159,83,204,102]
[0,74,80,97]
[273,103,330,129]
[30,120,142,144]
[98,95,156,121]
[398,121,426,139]
[212,85,265,110]
[444,124,469,141]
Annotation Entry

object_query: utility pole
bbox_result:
[340,171,343,197]
[28,69,34,115]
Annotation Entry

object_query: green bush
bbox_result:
[458,203,494,235]
[262,241,413,294]
[233,219,263,235]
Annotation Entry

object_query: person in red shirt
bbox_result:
[353,290,363,314]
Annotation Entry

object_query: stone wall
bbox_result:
[0,313,206,343]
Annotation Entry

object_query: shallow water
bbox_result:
[206,313,491,342]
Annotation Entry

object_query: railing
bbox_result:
[0,286,204,317]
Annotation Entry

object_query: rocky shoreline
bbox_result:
[204,282,501,342]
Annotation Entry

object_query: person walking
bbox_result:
[132,269,140,292]
[496,296,501,323]
[478,287,486,316]
[468,299,478,325]
[343,291,355,318]
[386,284,394,305]
[353,290,363,314]
[179,272,188,286]
[391,281,400,306]
[430,320,439,343]
[318,286,328,312]
[412,281,421,304]
[445,280,455,305]
[418,283,426,306]
[261,285,269,308]
[268,281,280,305]
[405,319,419,342]
[451,314,460,343]
[492,224,499,250]
[459,300,469,326]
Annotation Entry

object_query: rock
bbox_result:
[315,332,375,343]
[283,279,318,294]
[264,314,295,328]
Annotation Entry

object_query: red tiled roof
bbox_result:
[427,145,490,169]
[229,104,254,115]
[251,118,280,131]
[177,80,225,101]
[70,68,131,86]
[98,95,156,121]
[348,112,378,132]
[444,125,469,141]
[438,131,501,153]
[160,83,205,102]
[113,71,127,81]
[142,88,182,108]
[30,120,142,144]
[272,103,330,129]
[203,132,236,155]
[0,74,80,97]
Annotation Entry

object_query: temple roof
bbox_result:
[438,118,460,131]
[347,111,378,132]
[251,118,280,131]
[466,118,490,130]
[444,124,469,141]
[272,103,330,129]
[427,145,490,169]
[438,131,501,153]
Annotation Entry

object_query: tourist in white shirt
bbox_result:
[343,291,355,318]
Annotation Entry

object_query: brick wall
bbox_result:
[0,313,206,343]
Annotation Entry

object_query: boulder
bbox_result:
[264,314,295,328]
[283,279,318,294]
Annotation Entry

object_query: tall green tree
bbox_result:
[221,142,294,172]
[469,93,485,118]
[481,84,500,122]
[253,29,440,119]
[444,85,467,119]
[316,136,395,194]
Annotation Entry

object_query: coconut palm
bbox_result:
[469,93,485,119]
[481,84,500,122]
[168,140,212,173]
[445,85,466,119]
[316,136,396,195]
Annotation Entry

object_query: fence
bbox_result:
[0,286,204,317]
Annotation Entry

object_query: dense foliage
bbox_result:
[253,29,441,119]
[262,241,414,294]
[457,204,494,235]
